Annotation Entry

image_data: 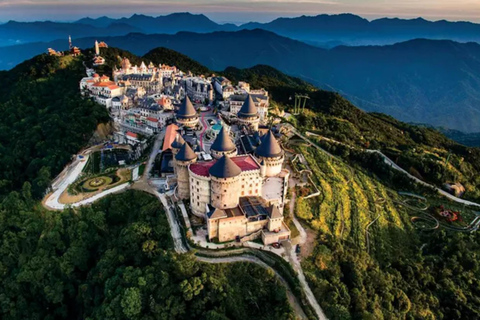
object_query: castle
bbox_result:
[171,95,290,244]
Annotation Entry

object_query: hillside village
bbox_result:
[34,39,480,320]
[70,40,291,246]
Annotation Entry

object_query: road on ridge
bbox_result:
[196,255,308,319]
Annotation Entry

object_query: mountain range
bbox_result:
[2,29,480,132]
[3,12,480,48]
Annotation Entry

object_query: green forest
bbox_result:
[0,53,294,320]
[290,144,480,319]
[2,47,480,320]
[0,54,109,199]
[0,189,293,319]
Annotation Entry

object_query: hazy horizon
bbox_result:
[1,0,480,24]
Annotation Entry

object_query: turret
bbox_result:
[171,133,185,174]
[175,142,197,199]
[255,130,284,177]
[175,96,199,128]
[210,126,237,159]
[209,155,242,209]
[237,94,260,131]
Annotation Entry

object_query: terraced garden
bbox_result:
[295,146,416,258]
[290,143,480,319]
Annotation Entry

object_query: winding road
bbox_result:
[196,255,308,319]
[294,126,480,209]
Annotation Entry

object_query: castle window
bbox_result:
[242,191,244,196]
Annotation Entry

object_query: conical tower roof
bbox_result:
[238,95,258,118]
[171,134,185,149]
[175,143,197,162]
[211,126,236,152]
[209,155,242,178]
[177,96,197,119]
[255,130,283,158]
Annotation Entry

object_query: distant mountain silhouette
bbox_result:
[240,14,480,45]
[114,13,237,34]
[3,29,480,132]
[0,20,141,47]
[75,16,117,28]
[5,13,480,48]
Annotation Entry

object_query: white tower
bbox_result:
[95,40,100,56]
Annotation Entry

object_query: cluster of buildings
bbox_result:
[162,94,290,245]
[80,51,289,245]
[47,35,84,57]
[213,76,270,123]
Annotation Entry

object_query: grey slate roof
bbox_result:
[238,94,258,118]
[211,126,236,152]
[175,142,197,162]
[209,155,242,178]
[255,130,283,158]
[176,96,197,119]
[171,134,185,149]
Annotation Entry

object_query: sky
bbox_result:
[1,0,480,24]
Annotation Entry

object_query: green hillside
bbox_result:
[0,54,109,199]
[1,48,480,320]
[0,52,294,320]
[143,47,211,75]
[227,64,480,318]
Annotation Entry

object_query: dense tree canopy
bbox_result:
[0,189,294,320]
[0,54,109,199]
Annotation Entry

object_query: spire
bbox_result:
[209,155,242,178]
[175,143,197,162]
[176,96,197,119]
[211,126,236,152]
[255,130,283,158]
[238,94,258,118]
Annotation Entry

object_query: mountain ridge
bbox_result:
[2,29,480,132]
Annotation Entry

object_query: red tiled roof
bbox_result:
[107,85,120,90]
[126,131,138,138]
[189,155,259,177]
[92,81,116,87]
[147,117,158,122]
[162,123,179,151]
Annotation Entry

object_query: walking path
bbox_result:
[153,190,188,253]
[294,126,480,209]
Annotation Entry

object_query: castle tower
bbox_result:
[171,133,185,174]
[175,142,197,199]
[95,40,100,56]
[210,126,237,159]
[237,94,260,131]
[209,155,242,209]
[175,96,199,128]
[68,35,72,49]
[255,130,284,177]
